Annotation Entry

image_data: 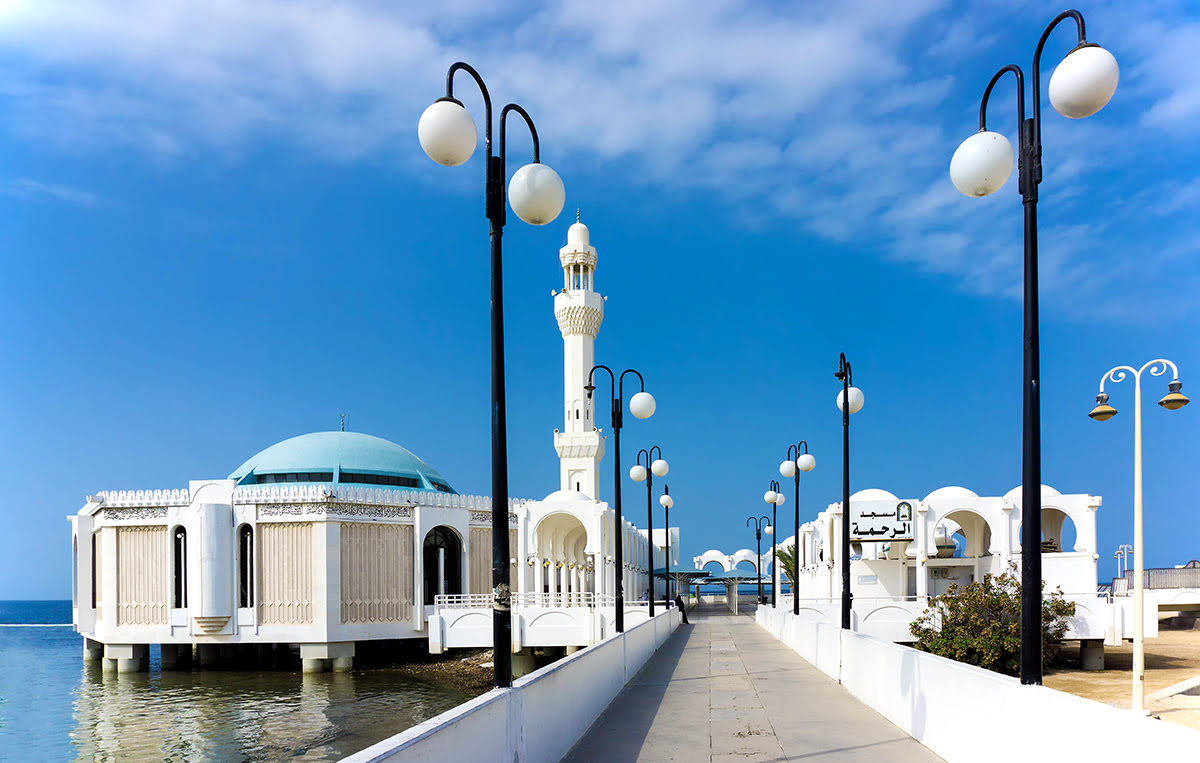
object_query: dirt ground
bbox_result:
[1045,622,1200,731]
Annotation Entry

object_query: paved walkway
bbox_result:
[563,602,941,762]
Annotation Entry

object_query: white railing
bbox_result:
[434,591,597,613]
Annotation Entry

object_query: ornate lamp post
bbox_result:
[763,481,785,607]
[835,353,864,630]
[632,447,669,616]
[780,442,816,616]
[746,515,772,605]
[660,487,675,607]
[1089,359,1188,712]
[586,366,656,633]
[951,9,1118,686]
[419,62,567,689]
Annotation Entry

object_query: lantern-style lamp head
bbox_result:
[629,464,647,482]
[797,453,816,472]
[629,391,656,419]
[837,386,865,414]
[508,163,565,225]
[1158,381,1189,411]
[418,98,478,167]
[651,459,669,478]
[1088,392,1117,421]
[950,131,1014,197]
[779,459,796,478]
[1049,44,1119,120]
[763,490,777,505]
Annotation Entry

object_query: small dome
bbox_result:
[229,431,455,494]
[542,488,591,502]
[923,486,980,503]
[849,488,899,502]
[1003,484,1062,503]
[567,220,590,247]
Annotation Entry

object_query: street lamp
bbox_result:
[632,446,669,616]
[780,441,816,616]
[586,365,655,633]
[1114,543,1133,579]
[746,515,772,605]
[763,480,784,607]
[419,62,566,689]
[1089,359,1187,713]
[835,353,864,630]
[952,9,1117,686]
[660,487,675,607]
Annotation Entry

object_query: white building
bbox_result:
[70,216,673,673]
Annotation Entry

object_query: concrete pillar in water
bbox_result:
[198,644,220,669]
[82,638,104,663]
[161,644,180,670]
[1080,639,1105,670]
[301,642,354,674]
[302,658,327,674]
[105,643,147,673]
[331,656,354,673]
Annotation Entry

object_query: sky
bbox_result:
[0,0,1197,600]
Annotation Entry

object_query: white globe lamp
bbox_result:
[797,453,816,472]
[418,99,477,167]
[775,493,786,506]
[659,494,674,509]
[629,464,647,483]
[1049,45,1118,119]
[651,459,669,477]
[629,391,656,419]
[508,163,565,225]
[950,131,1013,197]
[837,386,865,415]
[764,525,774,536]
[763,490,777,505]
[779,459,796,478]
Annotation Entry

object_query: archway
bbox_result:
[423,526,462,604]
[534,512,591,597]
[1018,508,1079,553]
[702,560,726,574]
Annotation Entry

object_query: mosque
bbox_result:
[69,216,674,673]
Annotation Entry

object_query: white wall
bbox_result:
[756,605,1200,762]
[346,607,681,763]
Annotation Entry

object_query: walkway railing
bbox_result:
[434,592,598,613]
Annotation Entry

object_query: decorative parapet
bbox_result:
[103,506,169,521]
[236,484,526,521]
[96,489,189,507]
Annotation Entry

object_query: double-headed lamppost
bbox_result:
[780,442,816,616]
[631,447,669,616]
[763,481,785,607]
[660,486,674,607]
[951,10,1118,686]
[586,366,656,633]
[1088,359,1188,712]
[746,515,773,605]
[1114,544,1132,579]
[835,353,864,630]
[419,62,567,689]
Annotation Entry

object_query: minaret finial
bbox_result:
[576,208,580,223]
[339,412,346,432]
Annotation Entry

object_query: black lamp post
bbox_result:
[835,353,863,631]
[763,480,783,607]
[746,515,771,605]
[586,366,656,634]
[660,486,675,607]
[419,62,567,689]
[633,446,669,617]
[952,9,1118,686]
[780,442,815,616]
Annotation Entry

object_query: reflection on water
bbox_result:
[0,626,477,762]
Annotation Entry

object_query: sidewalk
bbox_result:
[562,601,941,762]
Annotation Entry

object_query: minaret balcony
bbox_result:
[554,430,605,460]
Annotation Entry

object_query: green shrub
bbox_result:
[910,564,1076,676]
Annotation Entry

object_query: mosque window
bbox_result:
[254,472,334,484]
[172,527,187,608]
[90,533,98,609]
[340,472,421,488]
[238,524,254,608]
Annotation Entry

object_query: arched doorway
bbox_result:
[534,513,590,599]
[423,526,462,604]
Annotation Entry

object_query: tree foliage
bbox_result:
[910,564,1076,676]
[776,544,795,584]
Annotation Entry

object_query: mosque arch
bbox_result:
[237,524,255,608]
[171,526,187,608]
[932,509,995,559]
[423,526,463,604]
[1018,507,1079,553]
[735,558,758,574]
[701,560,726,573]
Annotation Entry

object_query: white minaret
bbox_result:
[553,213,606,496]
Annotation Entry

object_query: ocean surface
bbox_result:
[0,601,479,762]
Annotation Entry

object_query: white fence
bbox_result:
[755,605,1199,761]
[346,606,683,762]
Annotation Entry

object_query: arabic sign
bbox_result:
[849,499,914,542]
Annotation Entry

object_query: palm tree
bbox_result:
[776,544,796,585]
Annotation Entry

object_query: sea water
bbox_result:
[0,601,478,761]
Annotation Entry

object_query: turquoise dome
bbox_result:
[229,431,456,494]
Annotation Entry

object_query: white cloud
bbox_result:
[0,0,1195,317]
[6,178,100,206]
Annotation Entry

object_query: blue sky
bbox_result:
[1,0,1197,599]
